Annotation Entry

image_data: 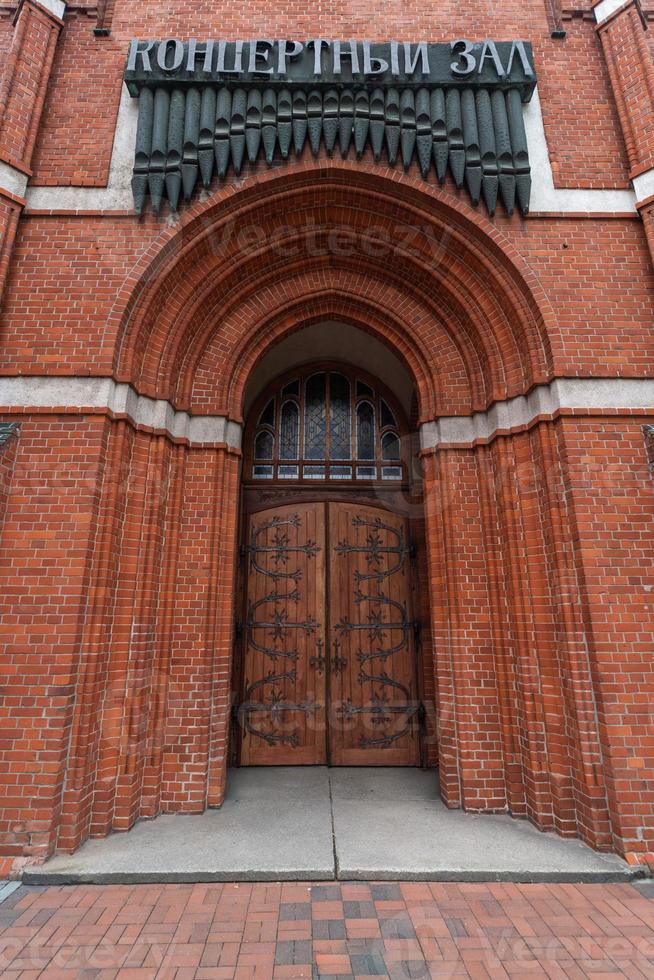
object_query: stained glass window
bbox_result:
[248,367,405,482]
[381,431,400,460]
[254,430,273,460]
[280,401,299,460]
[381,399,396,429]
[304,374,327,459]
[258,398,275,427]
[356,402,375,460]
[329,373,351,460]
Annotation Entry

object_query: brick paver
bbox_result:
[1,880,654,978]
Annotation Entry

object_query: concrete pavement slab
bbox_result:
[24,767,335,884]
[332,768,637,882]
[329,766,439,801]
[23,767,639,884]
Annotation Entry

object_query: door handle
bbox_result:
[330,638,348,676]
[309,637,327,675]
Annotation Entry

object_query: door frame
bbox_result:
[231,486,428,767]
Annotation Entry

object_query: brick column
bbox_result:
[0,0,66,302]
[593,1,654,868]
[594,0,654,254]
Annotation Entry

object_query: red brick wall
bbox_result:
[1,0,654,874]
[539,13,629,188]
[0,0,63,173]
[3,203,653,385]
[28,0,630,189]
[559,416,654,862]
[29,10,124,187]
[0,415,108,874]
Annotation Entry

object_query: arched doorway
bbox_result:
[232,361,427,767]
[50,167,616,861]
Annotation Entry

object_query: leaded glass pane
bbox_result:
[250,367,404,483]
[254,430,273,460]
[356,401,375,460]
[304,374,327,459]
[380,399,397,429]
[258,398,275,427]
[329,373,351,460]
[381,431,400,460]
[280,401,299,459]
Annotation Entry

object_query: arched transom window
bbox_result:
[247,366,406,483]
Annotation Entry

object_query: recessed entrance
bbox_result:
[232,361,425,768]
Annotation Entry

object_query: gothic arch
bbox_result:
[109,161,557,423]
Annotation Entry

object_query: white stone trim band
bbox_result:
[525,89,636,213]
[420,377,654,449]
[632,167,654,206]
[0,376,243,449]
[26,84,139,212]
[32,0,66,20]
[2,375,651,451]
[0,161,28,200]
[593,0,629,25]
[24,84,638,216]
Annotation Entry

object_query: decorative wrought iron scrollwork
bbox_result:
[335,590,411,659]
[335,514,416,749]
[335,516,409,583]
[239,670,317,747]
[246,590,318,662]
[339,673,418,748]
[241,512,323,746]
[247,514,320,581]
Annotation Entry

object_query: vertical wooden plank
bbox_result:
[328,502,419,766]
[239,502,326,764]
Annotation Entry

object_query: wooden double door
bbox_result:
[236,500,420,766]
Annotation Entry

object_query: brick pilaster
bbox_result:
[0,0,66,301]
[593,0,654,271]
[594,0,654,174]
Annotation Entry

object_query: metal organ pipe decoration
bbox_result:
[125,39,536,216]
[131,82,531,216]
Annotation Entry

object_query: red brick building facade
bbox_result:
[1,0,653,876]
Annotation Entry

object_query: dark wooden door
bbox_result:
[237,501,419,765]
[328,502,419,766]
[239,503,327,765]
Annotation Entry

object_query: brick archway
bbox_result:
[110,163,556,415]
[56,164,614,860]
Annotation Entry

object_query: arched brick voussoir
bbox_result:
[175,261,485,420]
[188,288,469,423]
[138,219,533,412]
[111,164,557,400]
[127,209,545,406]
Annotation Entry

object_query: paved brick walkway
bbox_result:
[1,880,654,978]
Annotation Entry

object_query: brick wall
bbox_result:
[28,0,630,189]
[0,416,108,874]
[0,0,654,874]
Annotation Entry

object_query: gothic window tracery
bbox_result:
[248,366,405,483]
